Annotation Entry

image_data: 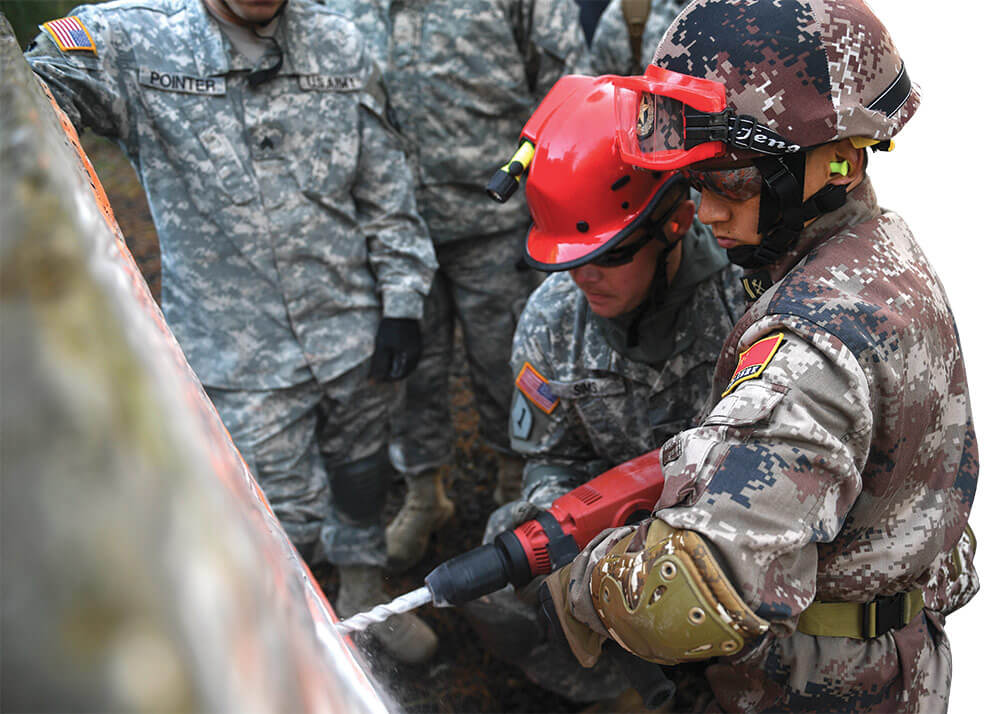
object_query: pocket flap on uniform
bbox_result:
[702,382,787,428]
[198,126,255,205]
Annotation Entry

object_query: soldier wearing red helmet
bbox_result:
[469,75,744,706]
[543,1,979,711]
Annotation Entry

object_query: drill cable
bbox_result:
[333,586,433,634]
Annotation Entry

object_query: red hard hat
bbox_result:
[521,75,681,271]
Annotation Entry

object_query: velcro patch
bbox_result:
[722,333,784,397]
[515,362,560,414]
[298,74,364,92]
[139,67,226,95]
[42,16,96,55]
[510,392,534,441]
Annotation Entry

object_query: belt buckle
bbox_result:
[863,594,906,638]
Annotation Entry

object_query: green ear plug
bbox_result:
[829,160,850,176]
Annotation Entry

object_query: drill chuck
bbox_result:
[424,532,533,607]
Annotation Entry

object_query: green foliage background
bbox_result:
[0,0,100,48]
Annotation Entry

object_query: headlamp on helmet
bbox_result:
[487,75,687,272]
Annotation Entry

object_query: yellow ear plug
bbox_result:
[829,159,850,176]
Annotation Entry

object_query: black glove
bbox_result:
[370,317,422,381]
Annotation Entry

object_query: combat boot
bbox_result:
[493,452,524,505]
[335,565,438,665]
[386,468,455,572]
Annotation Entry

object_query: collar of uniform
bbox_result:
[277,0,327,76]
[763,176,881,287]
[189,0,233,76]
[593,224,727,372]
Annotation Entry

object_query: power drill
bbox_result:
[334,449,673,708]
[332,449,665,633]
[425,448,674,709]
[425,448,662,606]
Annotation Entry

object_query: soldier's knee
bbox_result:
[328,448,392,525]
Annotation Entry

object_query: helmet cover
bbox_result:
[645,0,920,163]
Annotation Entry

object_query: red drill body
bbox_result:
[424,449,664,607]
[509,450,664,577]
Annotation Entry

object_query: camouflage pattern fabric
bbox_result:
[321,0,590,243]
[26,0,437,390]
[589,0,686,75]
[647,0,920,159]
[320,0,589,474]
[566,178,979,712]
[509,238,744,499]
[389,228,539,473]
[473,228,744,703]
[206,362,401,567]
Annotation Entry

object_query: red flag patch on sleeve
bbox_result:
[515,362,560,414]
[722,333,784,396]
[41,16,97,55]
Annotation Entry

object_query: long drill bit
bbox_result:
[333,586,434,635]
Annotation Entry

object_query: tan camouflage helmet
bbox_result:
[621,0,920,169]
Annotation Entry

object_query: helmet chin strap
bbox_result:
[625,223,683,348]
[728,153,848,298]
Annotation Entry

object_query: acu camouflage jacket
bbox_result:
[27,0,436,389]
[320,0,590,242]
[509,227,744,500]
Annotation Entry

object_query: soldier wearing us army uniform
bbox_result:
[26,0,440,663]
[322,0,591,572]
[543,1,980,711]
[468,75,745,707]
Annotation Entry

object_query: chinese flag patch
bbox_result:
[515,362,560,414]
[722,333,784,396]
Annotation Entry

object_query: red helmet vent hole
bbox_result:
[576,221,589,233]
[611,176,631,191]
[621,202,629,210]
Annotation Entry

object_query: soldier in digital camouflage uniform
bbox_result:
[542,1,980,711]
[464,76,744,706]
[590,0,686,75]
[320,0,591,572]
[26,0,440,663]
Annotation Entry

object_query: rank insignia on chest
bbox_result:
[42,16,97,55]
[723,333,784,396]
[516,362,560,414]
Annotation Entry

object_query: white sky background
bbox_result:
[864,1,994,707]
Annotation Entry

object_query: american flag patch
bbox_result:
[722,333,784,397]
[41,16,97,55]
[516,362,560,414]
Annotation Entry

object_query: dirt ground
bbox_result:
[82,135,581,714]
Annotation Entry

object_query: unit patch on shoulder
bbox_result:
[722,333,784,397]
[510,392,534,441]
[515,362,559,414]
[41,16,97,55]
